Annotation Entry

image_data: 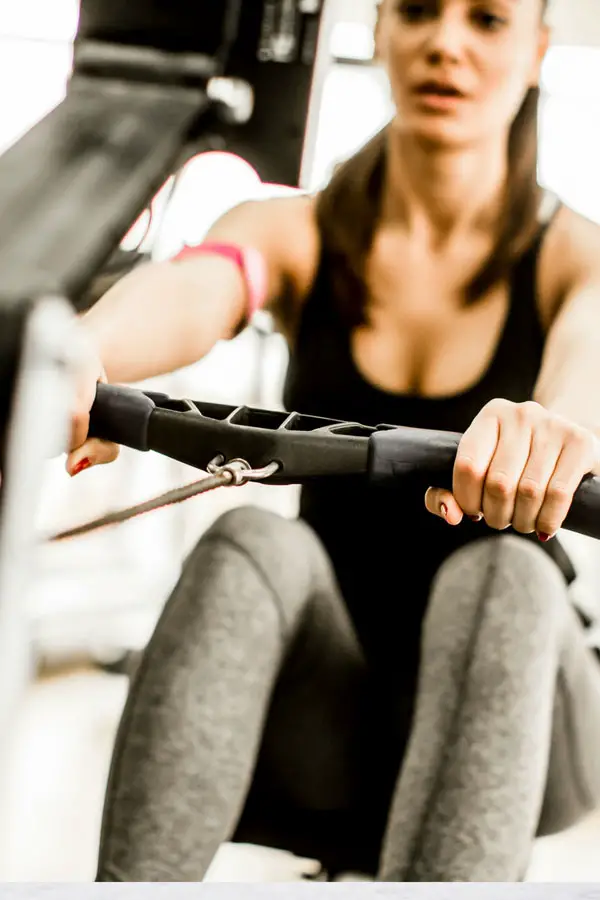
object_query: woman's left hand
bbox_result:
[425,399,600,540]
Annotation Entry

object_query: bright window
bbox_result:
[539,47,600,223]
[0,0,77,155]
[0,0,79,42]
[307,62,393,191]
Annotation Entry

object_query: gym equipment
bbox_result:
[48,382,600,544]
[0,1,327,860]
[0,0,327,452]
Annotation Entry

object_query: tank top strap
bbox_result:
[491,195,562,375]
[294,243,340,337]
[511,190,562,305]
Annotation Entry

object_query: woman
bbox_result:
[70,0,600,882]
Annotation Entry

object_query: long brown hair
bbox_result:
[315,11,547,328]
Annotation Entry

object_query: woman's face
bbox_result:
[376,0,549,148]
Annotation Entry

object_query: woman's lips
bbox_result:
[412,85,467,112]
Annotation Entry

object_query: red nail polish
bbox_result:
[537,532,551,543]
[72,458,91,476]
[440,503,448,519]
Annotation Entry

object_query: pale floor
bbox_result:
[0,667,599,883]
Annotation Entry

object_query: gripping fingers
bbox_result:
[481,415,533,530]
[452,407,500,517]
[70,409,91,454]
[536,433,596,538]
[66,438,120,476]
[425,487,463,525]
[511,426,563,534]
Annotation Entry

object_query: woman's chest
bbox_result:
[354,234,539,398]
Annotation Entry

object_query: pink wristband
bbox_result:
[172,241,268,320]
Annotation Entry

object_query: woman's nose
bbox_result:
[424,13,467,64]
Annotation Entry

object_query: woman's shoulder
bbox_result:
[538,195,600,327]
[218,191,320,254]
[210,191,322,307]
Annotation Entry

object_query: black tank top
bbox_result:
[283,220,575,678]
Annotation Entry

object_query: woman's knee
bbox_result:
[193,505,326,628]
[425,535,569,652]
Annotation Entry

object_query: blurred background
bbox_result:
[1,0,600,882]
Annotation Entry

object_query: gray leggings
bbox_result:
[96,506,600,882]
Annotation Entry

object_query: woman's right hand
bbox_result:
[66,335,120,477]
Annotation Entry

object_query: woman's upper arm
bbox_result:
[201,192,321,329]
[539,205,600,330]
[534,206,600,429]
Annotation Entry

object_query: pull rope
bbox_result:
[47,458,280,543]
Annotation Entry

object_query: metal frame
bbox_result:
[0,295,86,863]
[0,0,326,854]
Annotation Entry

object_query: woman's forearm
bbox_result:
[535,358,600,439]
[81,256,247,384]
[534,286,600,440]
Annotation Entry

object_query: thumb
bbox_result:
[424,487,463,525]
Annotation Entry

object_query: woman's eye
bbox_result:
[397,2,436,23]
[395,2,508,31]
[472,9,508,31]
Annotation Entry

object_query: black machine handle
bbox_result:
[89,383,600,540]
[369,426,600,541]
[88,383,373,483]
[87,383,163,451]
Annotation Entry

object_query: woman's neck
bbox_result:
[382,126,509,247]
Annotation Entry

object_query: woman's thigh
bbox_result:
[538,603,600,835]
[379,534,600,882]
[231,553,406,875]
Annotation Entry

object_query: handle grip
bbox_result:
[88,383,166,452]
[369,426,600,540]
[87,383,372,482]
[87,387,600,541]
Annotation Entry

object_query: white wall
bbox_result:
[549,0,600,46]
